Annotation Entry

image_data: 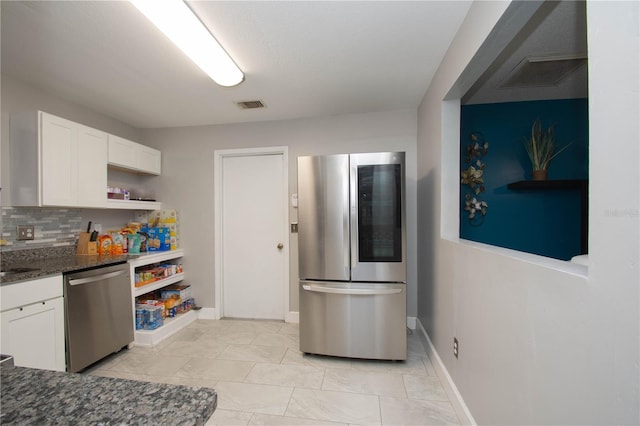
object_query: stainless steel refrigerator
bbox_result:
[297,152,406,360]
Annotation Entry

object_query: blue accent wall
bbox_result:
[459,99,589,261]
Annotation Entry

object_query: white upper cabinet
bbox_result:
[11,111,108,208]
[108,135,161,175]
[78,124,109,207]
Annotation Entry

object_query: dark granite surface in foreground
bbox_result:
[0,246,134,285]
[0,365,217,425]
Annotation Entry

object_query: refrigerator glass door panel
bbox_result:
[299,280,407,360]
[298,154,350,281]
[350,152,406,282]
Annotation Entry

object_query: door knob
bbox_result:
[277,243,284,250]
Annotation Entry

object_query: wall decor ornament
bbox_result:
[461,132,489,226]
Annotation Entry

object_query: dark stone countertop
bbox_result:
[1,246,135,285]
[0,365,217,425]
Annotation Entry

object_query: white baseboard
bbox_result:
[407,316,417,330]
[417,319,476,426]
[197,307,218,320]
[285,311,299,323]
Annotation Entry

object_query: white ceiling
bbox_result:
[1,1,473,129]
[463,0,587,105]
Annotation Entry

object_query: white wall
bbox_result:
[417,1,639,424]
[141,110,418,315]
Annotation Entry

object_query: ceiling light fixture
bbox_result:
[130,0,244,87]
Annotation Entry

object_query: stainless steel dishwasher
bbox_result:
[64,262,133,373]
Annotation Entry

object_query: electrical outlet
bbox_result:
[94,224,102,233]
[17,225,35,241]
[453,337,459,359]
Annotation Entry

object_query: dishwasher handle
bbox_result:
[302,284,402,296]
[68,270,127,286]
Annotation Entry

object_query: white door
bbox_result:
[220,151,287,319]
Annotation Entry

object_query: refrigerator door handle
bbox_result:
[302,284,402,295]
[349,163,359,272]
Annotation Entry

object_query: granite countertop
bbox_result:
[0,364,217,425]
[0,246,134,285]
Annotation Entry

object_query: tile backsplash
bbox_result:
[1,207,84,251]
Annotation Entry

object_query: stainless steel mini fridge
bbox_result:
[298,152,406,360]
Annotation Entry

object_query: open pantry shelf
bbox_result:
[128,249,193,346]
[134,273,184,297]
[134,310,197,347]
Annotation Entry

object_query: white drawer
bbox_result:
[0,275,63,312]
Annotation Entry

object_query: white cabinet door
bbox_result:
[40,113,78,206]
[138,145,161,175]
[0,297,65,372]
[78,125,108,207]
[108,135,138,171]
[108,135,161,175]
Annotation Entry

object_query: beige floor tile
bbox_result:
[245,362,324,389]
[249,413,347,425]
[251,332,299,349]
[285,388,381,425]
[322,368,406,398]
[351,351,429,376]
[206,409,253,426]
[158,339,229,359]
[218,344,288,363]
[199,328,258,345]
[281,348,352,370]
[215,381,294,415]
[407,333,429,357]
[83,319,460,426]
[379,396,459,425]
[177,358,254,381]
[224,319,285,334]
[107,352,190,376]
[403,375,449,401]
[277,323,299,335]
[144,374,218,389]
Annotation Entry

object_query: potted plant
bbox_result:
[524,119,570,180]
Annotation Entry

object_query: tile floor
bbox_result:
[86,319,461,425]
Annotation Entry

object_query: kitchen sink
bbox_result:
[0,267,40,278]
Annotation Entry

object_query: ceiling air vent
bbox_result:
[236,100,265,110]
[500,54,587,89]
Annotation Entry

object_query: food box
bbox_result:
[140,227,171,251]
[161,284,192,301]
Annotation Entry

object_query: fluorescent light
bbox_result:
[131,0,244,87]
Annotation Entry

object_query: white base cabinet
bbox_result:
[0,276,66,371]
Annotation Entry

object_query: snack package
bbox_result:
[98,235,113,255]
[128,233,141,254]
[111,233,126,255]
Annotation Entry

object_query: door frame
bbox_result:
[214,146,290,320]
